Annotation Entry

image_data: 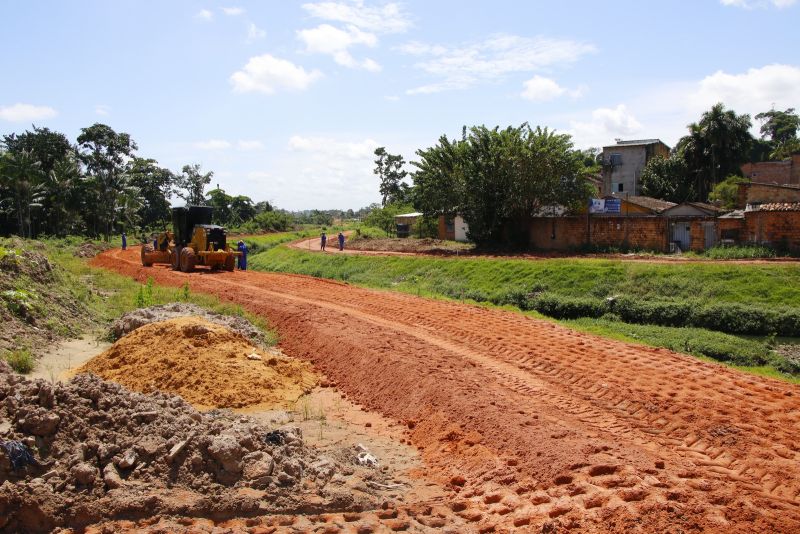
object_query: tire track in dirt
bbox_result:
[91,247,800,532]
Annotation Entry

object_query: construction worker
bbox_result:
[121,232,127,250]
[237,240,248,270]
[338,232,345,251]
[320,231,327,251]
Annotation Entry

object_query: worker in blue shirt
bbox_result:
[338,232,345,251]
[237,240,248,270]
[121,232,127,250]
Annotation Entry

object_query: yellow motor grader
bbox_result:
[140,230,174,267]
[140,206,240,272]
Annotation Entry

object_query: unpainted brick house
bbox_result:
[741,154,800,186]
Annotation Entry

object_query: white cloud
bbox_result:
[720,0,796,8]
[194,139,232,150]
[94,104,111,116]
[384,95,400,101]
[0,103,58,122]
[247,23,266,41]
[400,34,596,94]
[195,9,213,21]
[520,76,583,102]
[689,64,800,115]
[230,54,323,94]
[569,105,643,147]
[289,135,378,159]
[221,6,244,15]
[236,140,264,151]
[297,24,380,71]
[301,1,411,33]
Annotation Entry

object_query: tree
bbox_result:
[364,202,414,235]
[2,126,76,235]
[640,155,695,203]
[374,147,410,206]
[230,195,255,224]
[0,150,44,237]
[756,108,799,146]
[709,175,748,210]
[125,157,174,229]
[412,124,592,246]
[206,188,233,225]
[77,123,138,239]
[175,164,212,205]
[254,200,273,214]
[676,103,753,201]
[755,108,800,160]
[42,153,84,235]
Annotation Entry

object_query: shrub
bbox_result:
[690,303,777,336]
[532,293,605,319]
[612,297,692,327]
[3,348,34,374]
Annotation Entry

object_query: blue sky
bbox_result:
[1,0,799,210]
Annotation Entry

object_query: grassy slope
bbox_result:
[252,246,800,306]
[40,238,277,345]
[250,246,800,382]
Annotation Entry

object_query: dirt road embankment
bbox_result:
[92,247,800,532]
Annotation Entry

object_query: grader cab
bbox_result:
[171,206,239,272]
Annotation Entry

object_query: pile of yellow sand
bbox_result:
[76,316,317,410]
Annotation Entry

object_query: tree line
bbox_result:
[0,123,283,240]
[372,104,800,245]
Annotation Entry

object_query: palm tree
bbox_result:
[0,150,45,237]
[676,103,753,201]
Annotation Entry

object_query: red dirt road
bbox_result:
[93,247,800,532]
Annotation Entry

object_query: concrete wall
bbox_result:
[454,216,470,242]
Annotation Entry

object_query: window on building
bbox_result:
[610,153,623,166]
[613,183,624,192]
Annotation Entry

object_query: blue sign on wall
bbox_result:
[604,198,621,214]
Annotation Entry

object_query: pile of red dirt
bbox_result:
[76,317,316,410]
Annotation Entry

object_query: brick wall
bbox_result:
[529,216,669,251]
[741,156,800,187]
[718,218,745,242]
[745,211,800,252]
[738,183,800,208]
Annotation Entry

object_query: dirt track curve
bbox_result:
[92,247,800,533]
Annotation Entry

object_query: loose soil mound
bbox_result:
[0,359,380,533]
[73,242,113,258]
[77,317,316,410]
[111,302,269,347]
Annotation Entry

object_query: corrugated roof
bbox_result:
[719,209,745,219]
[394,212,423,218]
[749,202,800,212]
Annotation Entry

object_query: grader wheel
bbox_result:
[141,244,155,267]
[180,248,196,273]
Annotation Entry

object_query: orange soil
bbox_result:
[75,316,316,410]
[91,246,800,532]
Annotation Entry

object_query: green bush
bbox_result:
[532,293,606,319]
[690,303,776,335]
[3,348,34,374]
[612,297,693,327]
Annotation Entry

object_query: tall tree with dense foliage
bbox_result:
[125,157,174,230]
[640,155,695,203]
[755,107,800,160]
[77,123,138,239]
[0,150,44,237]
[412,124,592,245]
[176,164,212,206]
[374,147,410,206]
[676,103,753,201]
